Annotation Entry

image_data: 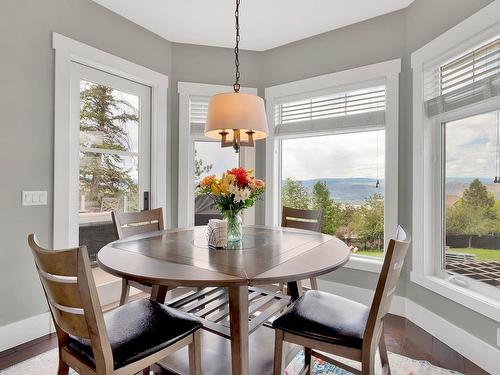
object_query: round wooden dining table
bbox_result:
[98,225,350,375]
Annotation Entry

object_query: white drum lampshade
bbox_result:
[205,92,268,152]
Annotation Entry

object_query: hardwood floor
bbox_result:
[382,315,489,375]
[0,314,489,374]
[0,332,58,371]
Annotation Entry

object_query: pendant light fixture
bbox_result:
[204,0,269,153]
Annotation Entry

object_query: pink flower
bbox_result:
[254,179,265,188]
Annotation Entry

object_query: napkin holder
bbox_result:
[206,219,227,248]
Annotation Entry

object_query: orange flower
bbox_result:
[200,175,216,188]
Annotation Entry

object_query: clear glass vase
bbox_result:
[224,211,243,244]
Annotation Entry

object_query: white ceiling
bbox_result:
[92,0,415,51]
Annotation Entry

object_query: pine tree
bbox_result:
[79,83,138,212]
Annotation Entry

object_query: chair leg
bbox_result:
[119,278,130,306]
[309,277,318,290]
[304,347,312,375]
[379,335,391,375]
[361,346,376,375]
[188,330,201,375]
[278,283,285,293]
[57,357,69,375]
[273,330,285,375]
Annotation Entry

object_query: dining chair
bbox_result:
[28,234,202,375]
[281,206,324,290]
[111,208,164,305]
[272,226,410,375]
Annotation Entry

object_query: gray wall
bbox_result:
[1,0,498,352]
[0,0,172,326]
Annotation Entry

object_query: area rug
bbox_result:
[286,350,463,375]
[0,348,462,375]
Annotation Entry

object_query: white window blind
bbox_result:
[425,37,500,117]
[274,86,386,136]
[189,96,209,134]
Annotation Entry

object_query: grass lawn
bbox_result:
[448,248,500,262]
[355,250,384,258]
[355,248,500,261]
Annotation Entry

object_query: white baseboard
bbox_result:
[0,312,54,352]
[319,279,500,374]
[0,280,139,353]
[405,299,500,375]
[2,280,499,374]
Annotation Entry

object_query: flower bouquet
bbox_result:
[196,167,265,243]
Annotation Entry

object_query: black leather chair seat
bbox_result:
[273,290,370,349]
[68,299,202,369]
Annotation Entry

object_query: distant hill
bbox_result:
[290,178,385,205]
[286,177,500,206]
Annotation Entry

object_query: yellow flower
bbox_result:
[221,173,236,194]
[211,182,221,196]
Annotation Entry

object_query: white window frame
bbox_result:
[75,63,152,224]
[53,32,169,248]
[177,82,257,228]
[265,60,401,273]
[411,0,500,322]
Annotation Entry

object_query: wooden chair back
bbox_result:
[111,208,164,240]
[281,206,323,232]
[27,234,113,372]
[363,226,410,354]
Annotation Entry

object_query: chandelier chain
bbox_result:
[233,0,241,92]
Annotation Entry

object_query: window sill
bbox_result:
[344,255,383,273]
[410,272,500,323]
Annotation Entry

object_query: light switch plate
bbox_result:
[22,191,47,206]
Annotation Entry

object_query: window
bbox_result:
[75,64,151,262]
[443,111,500,291]
[435,38,500,294]
[177,82,257,228]
[194,141,239,225]
[79,79,147,222]
[194,141,239,186]
[53,33,168,251]
[265,60,400,269]
[411,4,500,321]
[281,130,385,258]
